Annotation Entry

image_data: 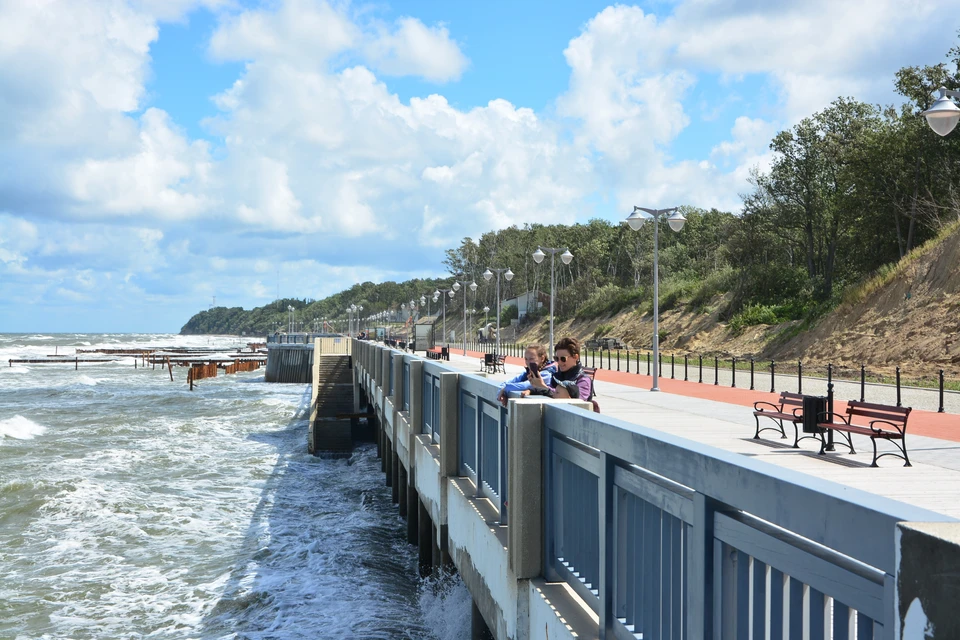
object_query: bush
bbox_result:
[594,323,613,338]
[575,284,647,319]
[728,303,790,333]
[500,304,519,324]
[689,267,736,309]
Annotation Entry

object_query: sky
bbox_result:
[1,0,959,333]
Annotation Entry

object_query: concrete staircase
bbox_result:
[309,355,356,455]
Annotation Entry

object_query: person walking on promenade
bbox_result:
[497,344,556,407]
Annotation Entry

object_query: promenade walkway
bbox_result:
[439,349,960,519]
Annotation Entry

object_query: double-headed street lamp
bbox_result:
[626,206,686,392]
[482,267,514,356]
[532,246,573,357]
[454,276,478,355]
[434,287,456,347]
[922,86,960,136]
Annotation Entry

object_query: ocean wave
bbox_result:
[0,415,47,440]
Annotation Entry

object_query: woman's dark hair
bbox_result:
[554,337,581,357]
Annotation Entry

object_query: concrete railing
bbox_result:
[349,339,959,640]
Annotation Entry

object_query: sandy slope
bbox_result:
[515,223,960,379]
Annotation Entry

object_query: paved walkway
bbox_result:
[433,349,960,519]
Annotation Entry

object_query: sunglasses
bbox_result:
[557,356,575,363]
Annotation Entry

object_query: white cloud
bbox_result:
[67,109,214,219]
[3,0,960,331]
[365,17,468,82]
[209,0,358,64]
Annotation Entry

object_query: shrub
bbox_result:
[689,267,736,309]
[728,304,784,333]
[594,323,613,338]
[575,284,647,319]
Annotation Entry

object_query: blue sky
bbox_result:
[1,0,959,333]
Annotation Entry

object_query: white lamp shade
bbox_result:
[483,306,489,312]
[667,211,687,232]
[923,94,960,136]
[504,268,514,281]
[532,248,546,264]
[483,269,493,281]
[626,209,649,231]
[434,290,440,298]
[560,249,573,264]
[449,290,455,298]
[452,281,461,291]
[470,281,477,291]
[420,296,426,304]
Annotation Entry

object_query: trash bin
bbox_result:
[441,347,449,361]
[802,395,828,433]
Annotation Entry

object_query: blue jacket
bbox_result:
[499,362,557,395]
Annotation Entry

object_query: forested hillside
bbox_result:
[182,41,960,348]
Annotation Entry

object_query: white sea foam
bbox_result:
[76,375,100,386]
[419,570,472,640]
[0,415,46,440]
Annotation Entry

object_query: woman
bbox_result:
[529,337,595,408]
[496,344,555,407]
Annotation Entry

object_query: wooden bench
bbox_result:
[752,391,809,448]
[490,354,506,374]
[816,400,913,467]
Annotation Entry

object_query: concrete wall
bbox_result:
[265,343,314,382]
[355,338,960,640]
[897,522,960,639]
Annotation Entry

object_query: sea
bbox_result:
[0,334,471,640]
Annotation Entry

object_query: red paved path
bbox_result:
[463,349,960,443]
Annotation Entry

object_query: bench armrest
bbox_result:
[753,401,782,413]
[818,411,849,426]
[869,419,906,436]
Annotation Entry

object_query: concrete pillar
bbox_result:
[406,481,419,545]
[507,400,546,579]
[431,521,441,571]
[398,463,408,517]
[471,600,494,640]
[391,450,400,504]
[438,372,460,477]
[379,419,386,471]
[897,522,960,638]
[385,440,393,487]
[418,499,433,578]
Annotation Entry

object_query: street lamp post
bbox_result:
[482,267,514,356]
[453,276,478,356]
[922,86,960,136]
[434,287,456,348]
[532,246,574,358]
[626,206,686,391]
[482,306,490,343]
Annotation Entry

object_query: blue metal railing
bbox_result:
[422,365,442,443]
[360,342,954,637]
[541,404,953,639]
[457,375,507,518]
